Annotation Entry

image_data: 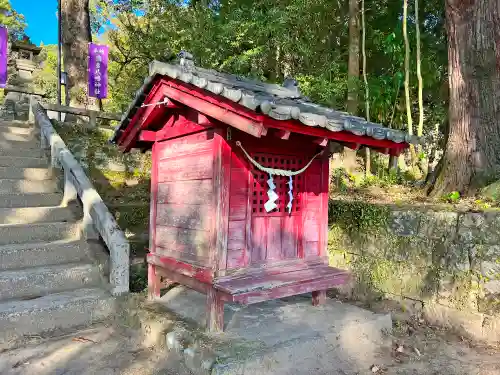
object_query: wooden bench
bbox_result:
[148,252,349,331]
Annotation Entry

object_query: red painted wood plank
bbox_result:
[213,133,232,274]
[231,151,250,170]
[155,225,211,255]
[157,154,213,182]
[266,216,282,260]
[156,133,214,160]
[156,113,210,141]
[250,217,267,263]
[244,159,253,268]
[303,219,320,242]
[282,215,298,259]
[216,265,343,293]
[155,246,212,268]
[313,138,328,147]
[227,220,246,250]
[148,263,161,300]
[230,276,346,305]
[149,142,159,256]
[228,167,248,221]
[157,180,214,205]
[229,169,249,195]
[304,241,319,257]
[229,195,247,220]
[226,249,247,269]
[161,81,265,138]
[139,130,157,142]
[218,258,328,281]
[319,154,329,258]
[275,129,291,140]
[207,287,225,332]
[148,253,214,283]
[231,129,319,156]
[156,203,212,231]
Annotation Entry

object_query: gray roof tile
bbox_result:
[112,60,419,146]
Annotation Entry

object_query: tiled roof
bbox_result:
[112,58,419,145]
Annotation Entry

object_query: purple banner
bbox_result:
[88,43,109,99]
[0,27,7,88]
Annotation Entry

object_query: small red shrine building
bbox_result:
[111,53,416,332]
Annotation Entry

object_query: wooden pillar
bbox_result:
[312,290,327,306]
[148,263,161,301]
[206,287,224,332]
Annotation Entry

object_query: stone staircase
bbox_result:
[0,119,115,347]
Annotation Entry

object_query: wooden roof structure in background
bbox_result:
[111,56,418,152]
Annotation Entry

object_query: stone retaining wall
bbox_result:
[328,200,500,343]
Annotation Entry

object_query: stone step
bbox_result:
[0,263,101,301]
[0,125,35,136]
[0,131,37,142]
[0,222,80,245]
[0,179,58,194]
[0,120,31,128]
[0,139,40,150]
[0,167,53,180]
[0,192,63,208]
[0,206,76,225]
[0,288,115,348]
[0,239,88,271]
[0,154,46,165]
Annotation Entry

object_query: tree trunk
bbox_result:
[61,0,98,109]
[361,0,371,176]
[342,0,361,171]
[347,0,360,114]
[431,0,500,196]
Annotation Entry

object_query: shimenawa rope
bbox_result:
[235,141,323,177]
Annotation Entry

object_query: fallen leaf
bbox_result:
[414,347,421,356]
[371,365,380,373]
[396,345,404,353]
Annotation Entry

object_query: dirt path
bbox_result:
[378,319,500,375]
[0,319,499,375]
[0,325,191,375]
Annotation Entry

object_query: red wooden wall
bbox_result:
[225,131,329,271]
[150,125,329,276]
[151,131,216,269]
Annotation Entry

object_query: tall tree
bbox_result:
[431,0,500,195]
[415,0,424,137]
[343,0,361,172]
[61,0,97,109]
[347,0,360,114]
[361,0,371,175]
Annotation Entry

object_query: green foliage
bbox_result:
[0,0,26,39]
[441,191,460,204]
[33,45,58,102]
[87,0,447,133]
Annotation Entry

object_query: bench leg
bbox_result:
[312,290,327,306]
[148,263,161,301]
[206,288,224,333]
